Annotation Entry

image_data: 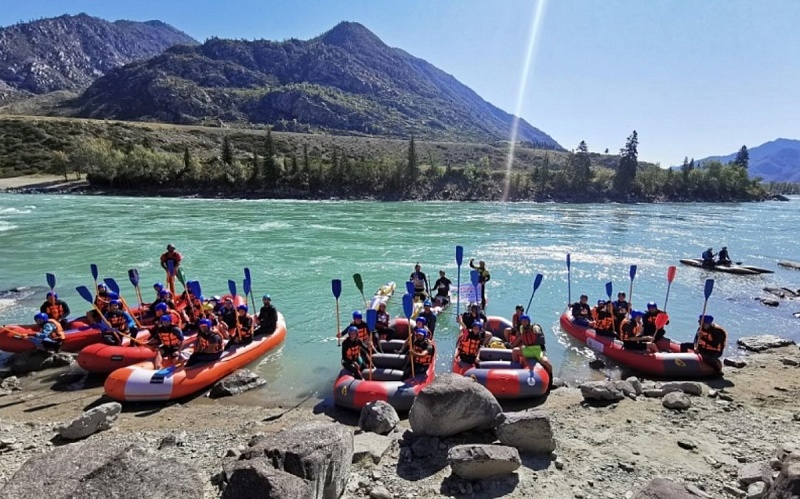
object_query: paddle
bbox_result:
[470,270,480,310]
[699,278,714,326]
[228,279,242,340]
[128,269,146,323]
[90,264,99,294]
[244,268,257,312]
[75,285,146,345]
[605,281,615,333]
[45,273,56,293]
[243,278,253,318]
[366,308,377,381]
[405,280,415,298]
[166,260,176,295]
[655,312,670,331]
[628,264,637,308]
[566,253,572,306]
[190,280,203,298]
[525,273,544,314]
[103,278,144,329]
[353,273,368,308]
[332,279,342,346]
[663,266,677,312]
[403,292,415,378]
[456,245,464,317]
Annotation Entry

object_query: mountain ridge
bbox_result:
[694,138,800,182]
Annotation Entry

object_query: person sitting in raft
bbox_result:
[457,319,486,367]
[702,248,715,267]
[153,301,185,330]
[32,312,65,353]
[619,310,657,353]
[571,294,593,326]
[415,315,432,339]
[340,311,380,355]
[225,304,254,350]
[643,301,668,343]
[432,270,451,307]
[459,303,488,331]
[101,299,138,346]
[374,302,393,341]
[40,292,71,331]
[94,283,111,313]
[148,314,184,369]
[468,258,491,309]
[510,317,553,377]
[410,263,430,301]
[401,328,434,379]
[680,315,728,372]
[209,295,224,315]
[218,297,238,335]
[502,305,525,346]
[341,326,368,380]
[612,292,630,324]
[254,294,278,337]
[717,246,732,266]
[417,300,437,336]
[184,294,208,333]
[592,300,616,338]
[152,282,164,300]
[160,243,182,294]
[185,319,225,367]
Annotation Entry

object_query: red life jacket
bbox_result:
[459,333,482,357]
[619,319,642,341]
[45,302,65,320]
[197,330,223,354]
[413,341,432,366]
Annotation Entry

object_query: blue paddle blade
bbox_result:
[76,285,94,304]
[630,265,638,280]
[332,279,342,299]
[189,281,202,297]
[227,279,237,297]
[470,270,480,287]
[104,278,120,295]
[90,264,99,280]
[605,281,613,299]
[402,293,413,319]
[405,280,415,296]
[366,308,378,331]
[154,365,176,377]
[533,273,543,292]
[456,245,464,266]
[244,267,252,284]
[128,269,139,287]
[566,253,571,270]
[243,278,251,297]
[46,273,56,290]
[704,279,714,299]
[167,260,175,277]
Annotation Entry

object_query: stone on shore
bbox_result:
[633,478,702,498]
[9,351,74,375]
[760,298,780,307]
[725,357,748,368]
[778,261,800,271]
[662,391,691,411]
[208,369,266,398]
[358,400,399,435]
[409,373,502,437]
[580,380,625,401]
[660,381,703,396]
[747,481,767,499]
[738,461,772,487]
[57,401,121,440]
[447,444,521,480]
[737,335,796,352]
[353,432,393,465]
[495,409,555,454]
[222,459,311,499]
[626,376,643,396]
[769,450,800,498]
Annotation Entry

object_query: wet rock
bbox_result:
[589,358,606,369]
[737,335,796,352]
[725,357,748,368]
[746,481,767,499]
[660,381,703,396]
[358,400,399,435]
[580,381,625,402]
[221,459,311,499]
[769,451,800,498]
[353,432,393,465]
[780,358,799,367]
[409,373,502,437]
[662,391,691,411]
[739,461,772,487]
[760,298,780,307]
[447,444,521,480]
[495,409,555,454]
[208,369,266,398]
[633,478,703,498]
[410,436,440,458]
[57,401,121,440]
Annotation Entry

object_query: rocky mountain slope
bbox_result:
[697,138,800,183]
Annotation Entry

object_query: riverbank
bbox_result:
[1,345,798,498]
[0,174,86,192]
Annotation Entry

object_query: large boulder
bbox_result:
[769,451,800,498]
[353,432,393,465]
[358,400,399,435]
[737,335,795,352]
[209,369,266,398]
[660,381,703,396]
[739,461,772,487]
[662,391,692,411]
[580,380,625,401]
[222,459,311,499]
[241,421,353,499]
[447,444,521,480]
[495,410,555,454]
[57,402,121,440]
[634,478,703,499]
[0,440,203,499]
[409,373,502,437]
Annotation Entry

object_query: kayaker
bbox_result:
[680,315,727,371]
[255,294,278,337]
[226,304,254,350]
[148,314,184,369]
[341,326,367,380]
[457,320,486,367]
[717,247,732,266]
[185,319,224,367]
[503,305,525,345]
[160,243,182,294]
[571,294,593,326]
[510,317,553,380]
[401,328,434,379]
[592,300,616,338]
[458,303,487,331]
[101,299,138,345]
[468,258,491,309]
[701,248,715,267]
[32,312,65,353]
[410,263,430,301]
[94,283,111,313]
[40,292,71,330]
[619,310,657,353]
[340,311,379,355]
[643,301,668,342]
[417,300,437,336]
[432,270,451,307]
[375,302,393,341]
[612,292,630,334]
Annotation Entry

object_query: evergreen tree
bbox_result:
[221,137,233,166]
[263,129,278,186]
[613,130,639,194]
[183,147,191,171]
[570,140,592,190]
[290,153,299,177]
[733,145,749,170]
[303,142,310,172]
[250,150,262,185]
[407,135,418,182]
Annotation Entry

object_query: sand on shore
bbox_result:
[0,174,86,191]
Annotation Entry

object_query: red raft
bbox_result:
[333,318,436,411]
[452,316,550,399]
[0,320,99,353]
[559,310,720,378]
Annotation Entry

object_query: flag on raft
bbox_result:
[454,283,482,305]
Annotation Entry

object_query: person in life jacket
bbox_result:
[341,326,367,379]
[218,297,238,332]
[510,316,553,375]
[680,315,727,372]
[94,283,111,313]
[503,305,525,346]
[339,311,380,355]
[255,294,278,337]
[414,315,432,339]
[417,300,437,336]
[457,320,487,367]
[702,248,715,267]
[153,301,184,330]
[612,292,630,335]
[571,295,593,326]
[619,310,657,353]
[717,246,732,266]
[183,294,208,333]
[468,258,491,309]
[147,314,185,369]
[40,292,71,330]
[186,319,225,367]
[101,299,138,346]
[432,270,451,307]
[410,263,430,301]
[401,328,434,379]
[374,302,393,341]
[592,300,616,338]
[225,304,254,350]
[643,301,669,343]
[152,282,164,300]
[33,312,65,352]
[459,303,487,331]
[160,243,182,294]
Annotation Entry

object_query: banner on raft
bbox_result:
[454,283,482,304]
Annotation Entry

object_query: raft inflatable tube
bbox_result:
[368,282,396,310]
[679,259,761,275]
[452,316,549,399]
[0,321,100,353]
[333,318,436,411]
[103,311,286,402]
[560,310,720,378]
[76,330,197,374]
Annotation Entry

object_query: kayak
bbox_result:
[452,316,549,399]
[368,282,396,310]
[0,321,100,353]
[103,311,287,402]
[333,317,437,411]
[679,259,771,275]
[559,309,720,378]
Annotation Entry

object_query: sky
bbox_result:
[2,0,799,166]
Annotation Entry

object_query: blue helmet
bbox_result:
[34,312,49,322]
[630,310,645,319]
[154,302,169,312]
[47,292,58,299]
[347,325,358,335]
[237,304,248,312]
[472,319,484,329]
[423,299,432,306]
[416,316,427,325]
[154,283,163,290]
[198,319,212,329]
[107,292,119,300]
[520,314,531,323]
[160,315,172,323]
[352,311,363,319]
[109,299,122,307]
[647,301,658,309]
[415,328,428,338]
[159,290,171,298]
[698,314,713,324]
[262,294,271,300]
[597,299,606,306]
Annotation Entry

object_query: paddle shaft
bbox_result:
[90,303,148,346]
[335,298,342,347]
[664,282,673,312]
[407,319,414,378]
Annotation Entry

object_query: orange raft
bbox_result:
[0,320,99,353]
[103,311,287,402]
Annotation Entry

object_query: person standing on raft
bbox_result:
[432,270,451,307]
[468,258,490,309]
[160,243,182,294]
[410,263,430,301]
[680,315,727,372]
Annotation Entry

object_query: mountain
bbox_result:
[0,14,197,98]
[695,139,800,182]
[73,21,560,146]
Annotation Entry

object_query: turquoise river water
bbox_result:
[1,193,798,406]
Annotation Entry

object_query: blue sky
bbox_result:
[2,0,798,165]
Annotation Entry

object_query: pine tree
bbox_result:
[221,137,233,166]
[250,150,262,185]
[407,135,418,182]
[290,153,299,177]
[733,145,749,170]
[263,129,278,186]
[613,130,639,194]
[570,140,592,190]
[303,142,310,172]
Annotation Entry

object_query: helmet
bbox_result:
[630,310,644,319]
[47,292,57,299]
[347,325,358,335]
[472,319,484,329]
[198,319,212,329]
[423,300,432,306]
[722,246,727,250]
[515,304,524,311]
[154,283,163,290]
[107,292,119,300]
[109,299,122,307]
[597,299,605,306]
[262,294,271,300]
[647,301,657,309]
[211,295,221,302]
[237,304,248,312]
[154,302,168,312]
[698,315,713,324]
[159,290,171,298]
[97,283,107,290]
[34,312,49,322]
[352,311,363,319]
[520,314,531,323]
[416,316,427,325]
[415,328,428,338]
[470,304,480,311]
[160,315,173,323]
[167,244,175,250]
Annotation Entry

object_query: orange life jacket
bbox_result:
[345,342,361,361]
[46,319,65,341]
[197,331,223,354]
[619,319,642,341]
[459,333,482,357]
[95,295,110,312]
[594,311,614,332]
[696,325,726,354]
[352,322,370,343]
[520,326,543,346]
[156,327,182,347]
[44,302,65,321]
[413,342,432,366]
[188,304,206,323]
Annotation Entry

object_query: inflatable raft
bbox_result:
[103,311,287,402]
[679,258,773,275]
[0,321,100,353]
[333,318,436,411]
[560,310,720,378]
[368,282,396,310]
[452,316,549,399]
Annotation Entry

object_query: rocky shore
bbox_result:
[1,339,799,498]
